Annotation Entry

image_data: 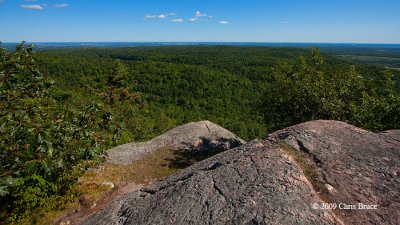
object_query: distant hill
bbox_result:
[3,42,400,68]
[3,42,400,51]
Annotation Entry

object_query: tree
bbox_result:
[103,60,139,106]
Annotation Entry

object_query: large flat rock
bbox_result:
[107,120,245,164]
[84,140,343,225]
[84,120,400,225]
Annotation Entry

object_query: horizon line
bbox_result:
[2,41,400,45]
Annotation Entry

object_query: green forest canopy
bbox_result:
[36,46,400,138]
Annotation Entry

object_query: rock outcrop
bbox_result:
[84,120,400,225]
[107,120,245,164]
[267,120,400,225]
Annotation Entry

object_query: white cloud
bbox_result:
[172,18,184,23]
[54,4,68,8]
[20,4,44,10]
[281,21,289,24]
[188,11,212,22]
[219,20,229,25]
[195,11,207,17]
[144,15,157,19]
[144,13,176,20]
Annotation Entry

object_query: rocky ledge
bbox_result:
[107,120,245,164]
[83,120,400,225]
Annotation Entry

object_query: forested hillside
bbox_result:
[35,46,357,141]
[35,46,400,141]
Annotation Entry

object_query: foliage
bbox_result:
[34,46,400,141]
[100,59,139,106]
[36,46,317,141]
[263,48,400,132]
[0,43,121,222]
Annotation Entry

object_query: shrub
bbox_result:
[263,48,400,132]
[0,43,120,222]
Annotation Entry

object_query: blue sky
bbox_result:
[0,0,399,43]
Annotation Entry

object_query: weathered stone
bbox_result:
[83,120,400,225]
[268,120,400,225]
[107,120,245,164]
[84,142,343,224]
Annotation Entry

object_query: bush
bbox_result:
[0,43,121,222]
[263,48,400,132]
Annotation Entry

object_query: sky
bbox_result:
[0,0,399,43]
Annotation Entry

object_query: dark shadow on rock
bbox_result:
[165,137,242,169]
